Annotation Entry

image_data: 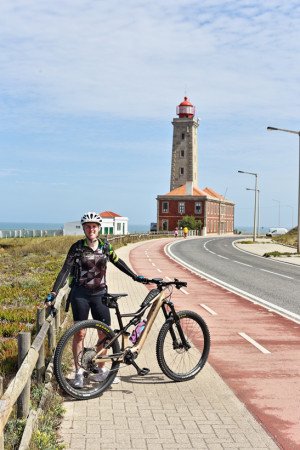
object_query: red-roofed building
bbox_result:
[156,98,235,235]
[63,211,128,236]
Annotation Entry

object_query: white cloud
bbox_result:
[0,0,299,121]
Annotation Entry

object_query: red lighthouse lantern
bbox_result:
[176,96,195,118]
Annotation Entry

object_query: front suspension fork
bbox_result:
[162,302,191,349]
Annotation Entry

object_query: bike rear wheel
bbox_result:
[156,310,210,382]
[54,320,120,400]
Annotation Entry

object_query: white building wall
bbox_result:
[63,217,129,236]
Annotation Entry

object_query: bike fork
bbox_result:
[162,302,191,349]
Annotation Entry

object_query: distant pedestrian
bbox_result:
[174,227,178,238]
[183,226,188,238]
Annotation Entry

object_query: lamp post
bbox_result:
[272,199,281,227]
[267,126,300,253]
[246,188,260,236]
[238,170,258,242]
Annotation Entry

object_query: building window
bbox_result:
[117,223,121,231]
[162,220,168,231]
[195,202,202,214]
[180,150,185,158]
[162,201,169,213]
[179,167,184,176]
[178,202,185,214]
[181,133,185,140]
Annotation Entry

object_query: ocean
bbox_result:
[0,222,150,233]
[0,223,268,235]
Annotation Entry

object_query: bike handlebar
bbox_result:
[147,278,187,289]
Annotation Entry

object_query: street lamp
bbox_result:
[238,170,258,242]
[246,188,260,236]
[267,126,300,253]
[272,199,281,227]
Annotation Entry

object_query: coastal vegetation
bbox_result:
[273,226,298,248]
[0,236,78,378]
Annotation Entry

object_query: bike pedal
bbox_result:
[138,367,150,376]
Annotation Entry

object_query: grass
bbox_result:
[0,236,79,378]
[272,227,298,248]
[263,251,297,258]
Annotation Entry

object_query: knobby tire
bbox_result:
[54,320,120,400]
[156,310,210,382]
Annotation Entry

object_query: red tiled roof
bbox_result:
[164,185,209,197]
[203,187,224,200]
[99,211,121,218]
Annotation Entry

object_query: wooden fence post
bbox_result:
[17,332,31,419]
[55,304,61,332]
[47,321,56,354]
[36,308,45,383]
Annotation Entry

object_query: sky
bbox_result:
[0,0,299,229]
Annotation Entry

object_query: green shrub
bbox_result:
[4,418,26,450]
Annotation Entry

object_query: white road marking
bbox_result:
[166,242,300,325]
[180,288,189,295]
[165,276,172,281]
[260,268,293,279]
[148,259,152,262]
[217,255,229,260]
[203,240,217,255]
[157,269,162,273]
[233,260,253,267]
[239,332,271,354]
[152,263,156,267]
[200,304,217,315]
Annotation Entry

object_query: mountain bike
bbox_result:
[53,278,210,400]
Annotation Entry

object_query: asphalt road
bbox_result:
[168,236,300,317]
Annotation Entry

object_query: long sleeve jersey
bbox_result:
[52,238,137,293]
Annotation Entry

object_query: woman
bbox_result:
[47,211,146,388]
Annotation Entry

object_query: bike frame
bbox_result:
[92,287,186,364]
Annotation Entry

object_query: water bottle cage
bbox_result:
[129,320,147,344]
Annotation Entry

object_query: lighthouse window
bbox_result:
[180,150,185,158]
[180,167,184,176]
[181,133,185,140]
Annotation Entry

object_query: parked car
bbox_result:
[150,222,157,232]
[266,227,288,237]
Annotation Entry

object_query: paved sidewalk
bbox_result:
[59,242,278,450]
[234,238,300,265]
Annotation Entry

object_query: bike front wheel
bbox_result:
[54,320,120,400]
[156,310,210,382]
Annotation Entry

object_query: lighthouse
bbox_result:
[156,96,235,235]
[170,97,199,191]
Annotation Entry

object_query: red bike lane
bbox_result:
[129,238,300,450]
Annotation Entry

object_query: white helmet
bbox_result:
[81,212,102,225]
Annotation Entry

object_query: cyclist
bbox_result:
[46,211,146,388]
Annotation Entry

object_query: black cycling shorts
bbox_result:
[70,285,111,325]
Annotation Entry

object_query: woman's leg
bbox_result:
[90,291,111,369]
[70,287,90,371]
